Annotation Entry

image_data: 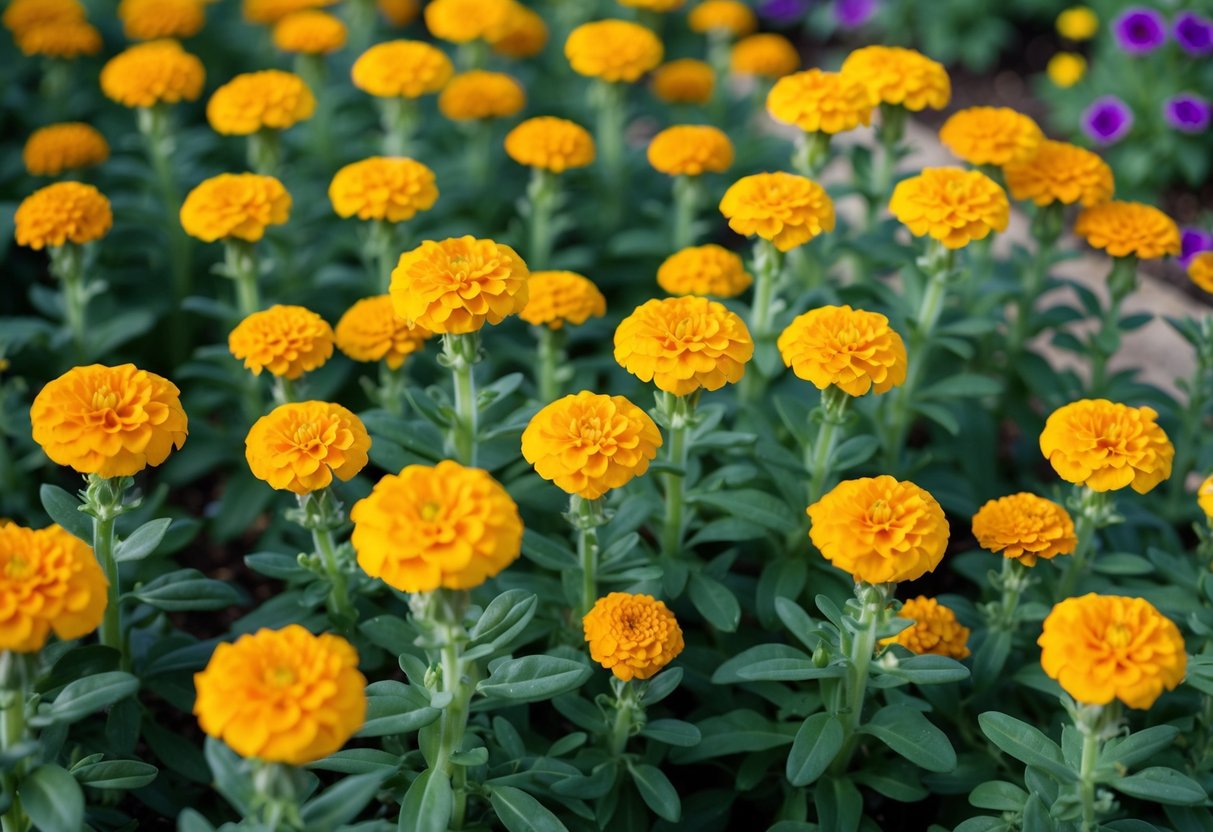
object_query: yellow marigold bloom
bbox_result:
[23,123,109,177]
[243,0,336,25]
[424,0,516,43]
[1199,474,1213,519]
[619,0,685,9]
[180,173,291,243]
[522,392,662,499]
[647,125,734,177]
[379,0,419,26]
[3,0,83,35]
[971,493,1077,567]
[16,20,100,57]
[840,45,950,111]
[657,244,752,298]
[939,106,1043,167]
[229,305,334,380]
[719,171,835,252]
[504,117,595,173]
[207,70,315,135]
[351,40,454,98]
[565,19,663,83]
[14,182,112,250]
[328,157,438,223]
[1003,140,1112,208]
[492,5,548,58]
[1040,399,1174,494]
[391,237,529,334]
[889,167,1009,249]
[351,461,523,592]
[1039,594,1185,710]
[689,1,757,36]
[651,59,714,105]
[272,10,346,54]
[882,596,970,659]
[119,0,205,40]
[1047,52,1086,88]
[1057,6,1098,40]
[1074,201,1181,260]
[0,524,106,653]
[808,476,949,585]
[518,271,606,330]
[438,71,526,121]
[30,364,188,477]
[614,296,753,396]
[194,625,367,765]
[730,33,799,78]
[583,593,684,681]
[777,305,907,396]
[1189,252,1213,295]
[100,40,206,109]
[336,295,430,369]
[767,69,873,135]
[246,401,371,494]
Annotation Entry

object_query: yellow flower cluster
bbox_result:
[23,123,109,177]
[118,0,205,40]
[272,10,347,54]
[424,0,517,44]
[689,1,757,36]
[505,117,596,173]
[1190,252,1213,295]
[100,40,206,109]
[651,59,715,105]
[720,172,835,252]
[1003,140,1113,207]
[939,107,1043,166]
[777,305,907,396]
[180,173,291,243]
[438,71,526,121]
[335,295,430,369]
[391,237,530,334]
[207,70,316,135]
[229,306,335,380]
[1040,399,1173,494]
[971,493,1077,567]
[565,20,663,83]
[841,45,951,111]
[3,0,84,35]
[647,125,734,177]
[1074,201,1181,260]
[730,33,799,78]
[328,157,438,223]
[583,592,684,681]
[352,40,454,99]
[767,70,873,135]
[15,182,112,250]
[657,245,752,298]
[889,167,1009,249]
[16,18,100,57]
[883,596,970,659]
[518,271,607,330]
[246,402,371,494]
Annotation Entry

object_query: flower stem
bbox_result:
[0,655,29,832]
[224,239,261,318]
[1011,203,1062,356]
[1168,321,1213,517]
[791,131,830,178]
[991,556,1029,630]
[380,97,418,157]
[607,677,640,757]
[49,242,87,358]
[1088,256,1137,395]
[592,80,626,227]
[247,129,281,176]
[366,219,398,293]
[829,582,889,776]
[535,326,564,403]
[660,393,694,557]
[866,103,905,229]
[739,240,783,403]
[671,175,702,250]
[299,490,356,630]
[419,589,473,830]
[1073,702,1119,832]
[1057,488,1109,598]
[85,475,129,670]
[526,167,558,268]
[443,333,480,467]
[570,495,606,618]
[806,385,850,505]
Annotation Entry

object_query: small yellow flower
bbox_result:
[657,244,752,298]
[335,295,430,369]
[719,171,835,252]
[391,237,530,334]
[118,0,205,40]
[3,0,84,35]
[889,167,1009,249]
[378,0,419,27]
[207,70,316,135]
[1198,474,1213,519]
[1074,201,1181,260]
[1040,399,1174,494]
[16,20,101,58]
[1003,140,1112,208]
[840,45,950,111]
[583,592,684,681]
[971,493,1077,567]
[1056,6,1098,40]
[777,305,907,396]
[424,0,517,43]
[245,401,371,494]
[766,69,873,135]
[351,40,454,98]
[15,182,112,250]
[647,125,734,177]
[23,123,109,177]
[518,271,606,330]
[242,0,337,25]
[939,106,1043,167]
[272,10,347,54]
[229,305,335,380]
[328,157,437,223]
[729,33,799,79]
[565,19,663,83]
[882,596,970,659]
[492,5,548,58]
[504,117,596,173]
[100,40,206,109]
[438,71,526,121]
[651,59,714,105]
[688,1,757,37]
[1047,52,1086,88]
[180,173,291,243]
[1189,252,1213,295]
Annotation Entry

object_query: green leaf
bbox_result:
[786,713,844,787]
[308,749,402,776]
[301,771,388,830]
[130,569,242,611]
[969,780,1029,812]
[489,785,569,832]
[641,667,682,706]
[476,656,591,703]
[1102,726,1179,769]
[45,672,139,726]
[204,738,254,813]
[688,572,740,632]
[39,485,91,543]
[860,705,956,773]
[399,770,452,832]
[815,775,862,832]
[357,683,441,737]
[641,719,701,748]
[774,597,824,652]
[628,763,680,822]
[712,644,841,683]
[921,373,1002,400]
[177,809,217,832]
[521,530,576,571]
[467,590,537,656]
[690,490,798,535]
[977,712,1075,782]
[21,764,84,832]
[114,518,173,562]
[1111,767,1207,806]
[71,759,157,790]
[880,654,970,685]
[953,819,1007,832]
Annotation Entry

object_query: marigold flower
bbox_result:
[882,596,970,659]
[23,123,109,177]
[272,10,346,54]
[119,0,205,40]
[808,476,949,585]
[657,245,752,298]
[1040,399,1173,494]
[504,117,595,173]
[647,125,734,176]
[378,0,419,27]
[1039,594,1185,710]
[390,237,529,334]
[246,401,371,494]
[3,0,83,35]
[889,167,1009,249]
[351,40,454,98]
[840,45,951,111]
[1074,201,1181,260]
[730,33,799,78]
[939,107,1043,167]
[1189,252,1213,294]
[335,295,430,369]
[651,59,714,105]
[438,71,525,121]
[207,70,315,135]
[16,20,101,57]
[1199,474,1213,519]
[15,182,112,250]
[424,0,517,43]
[492,5,547,58]
[328,157,437,223]
[614,296,753,396]
[194,625,367,764]
[1003,140,1113,208]
[766,69,873,135]
[1057,6,1098,40]
[229,305,334,380]
[565,20,663,83]
[522,392,662,499]
[971,493,1077,567]
[719,172,835,252]
[689,1,757,36]
[618,0,685,10]
[243,0,336,25]
[519,271,606,330]
[1046,52,1086,88]
[777,305,907,396]
[100,40,206,109]
[30,364,188,477]
[583,592,684,681]
[351,460,523,592]
[180,173,291,243]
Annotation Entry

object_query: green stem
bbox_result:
[422,590,473,830]
[592,80,626,225]
[830,583,886,776]
[791,131,830,178]
[367,219,398,293]
[465,120,492,190]
[1089,257,1137,395]
[378,362,407,416]
[607,678,639,757]
[85,476,129,670]
[1168,339,1212,517]
[535,326,564,403]
[660,393,694,557]
[806,386,850,505]
[315,527,355,626]
[225,239,261,318]
[739,240,783,402]
[0,659,28,832]
[295,54,335,167]
[526,167,558,269]
[247,129,281,176]
[50,243,87,358]
[444,334,480,466]
[380,97,418,157]
[1057,488,1107,599]
[866,104,905,229]
[571,496,606,619]
[991,557,1029,630]
[671,175,701,250]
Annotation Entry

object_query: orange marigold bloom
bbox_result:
[808,476,949,585]
[3,0,84,35]
[651,59,714,105]
[1002,140,1113,208]
[424,0,517,43]
[614,296,753,396]
[1039,594,1185,710]
[882,596,970,659]
[505,117,596,173]
[939,106,1043,166]
[378,0,419,26]
[492,5,548,58]
[194,625,367,764]
[1074,201,1181,260]
[618,0,685,9]
[565,19,663,83]
[180,173,291,243]
[730,33,799,78]
[1198,474,1213,519]
[647,125,734,176]
[328,157,438,223]
[30,364,188,477]
[522,392,662,499]
[438,71,526,121]
[840,45,951,111]
[519,271,606,330]
[971,493,1077,567]
[229,305,334,380]
[16,20,101,57]
[889,167,1009,249]
[689,1,757,36]
[1040,399,1173,494]
[767,69,874,135]
[23,123,109,177]
[777,305,907,396]
[335,295,430,369]
[207,70,315,135]
[243,0,336,25]
[719,171,835,252]
[351,460,523,592]
[1190,252,1213,295]
[657,244,751,298]
[351,40,453,98]
[272,10,347,54]
[15,182,112,250]
[391,237,530,334]
[583,592,684,681]
[119,0,205,40]
[246,401,371,494]
[100,40,206,109]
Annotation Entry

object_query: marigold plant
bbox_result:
[777,305,907,396]
[438,71,526,121]
[1074,201,1182,260]
[245,402,371,494]
[207,70,316,135]
[840,45,951,111]
[1002,140,1114,207]
[518,271,607,330]
[351,40,454,98]
[99,40,206,109]
[271,10,347,54]
[767,69,874,135]
[22,123,109,177]
[492,5,547,58]
[939,106,1043,166]
[618,0,685,10]
[335,295,430,369]
[1190,251,1213,294]
[647,125,734,178]
[651,59,715,105]
[688,0,757,36]
[328,157,438,222]
[583,592,685,681]
[423,0,517,44]
[729,33,799,78]
[889,167,1009,249]
[565,20,663,83]
[719,172,835,252]
[971,493,1078,567]
[3,0,84,34]
[656,244,752,298]
[882,596,971,659]
[229,305,334,380]
[118,0,205,40]
[1040,399,1174,494]
[14,182,112,250]
[504,117,596,173]
[180,173,291,243]
[242,0,336,24]
[16,19,101,57]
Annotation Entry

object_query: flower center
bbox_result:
[868,499,893,526]
[91,387,119,411]
[1106,622,1132,648]
[420,502,441,521]
[267,666,295,687]
[4,557,29,579]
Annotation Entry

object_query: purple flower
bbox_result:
[1181,228,1213,268]
[1175,11,1213,56]
[1112,7,1168,53]
[834,0,878,28]
[761,0,810,22]
[1165,93,1212,133]
[1082,96,1134,144]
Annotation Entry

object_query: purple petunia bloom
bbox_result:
[1181,228,1213,268]
[1113,7,1168,54]
[1082,96,1134,144]
[1175,11,1213,56]
[1165,94,1212,133]
[761,0,810,22]
[834,0,878,28]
